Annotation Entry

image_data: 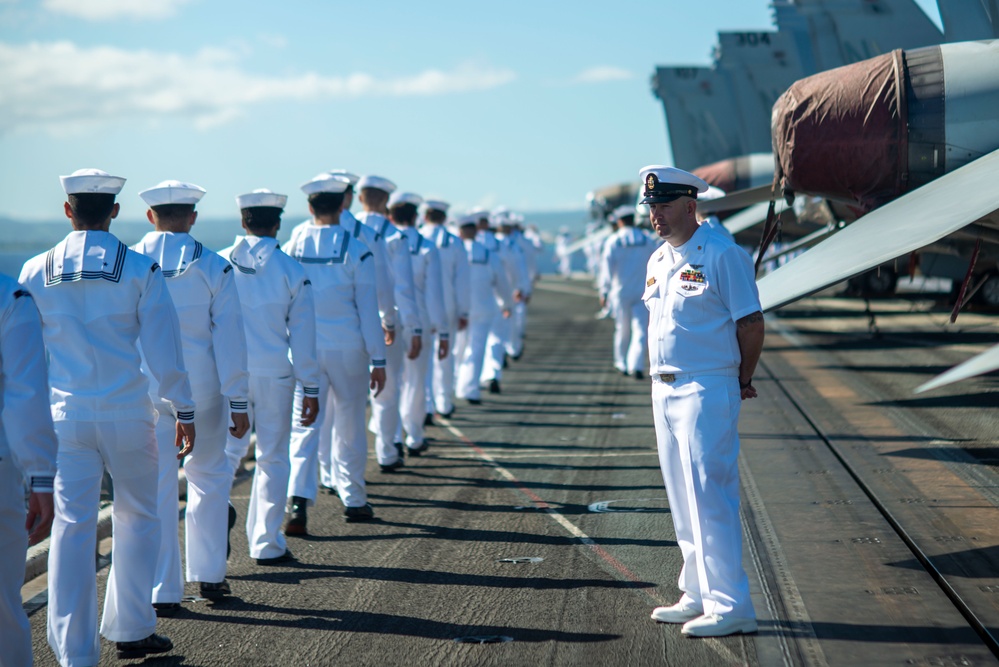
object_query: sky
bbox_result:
[0,0,942,222]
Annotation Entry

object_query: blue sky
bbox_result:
[0,0,941,221]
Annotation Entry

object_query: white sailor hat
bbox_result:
[388,191,423,208]
[457,213,479,227]
[357,175,397,194]
[328,169,360,186]
[301,173,351,195]
[138,180,206,206]
[236,188,288,210]
[422,199,450,214]
[611,205,636,221]
[60,168,126,195]
[699,185,726,202]
[468,206,489,220]
[638,165,709,204]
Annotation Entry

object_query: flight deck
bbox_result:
[22,277,999,666]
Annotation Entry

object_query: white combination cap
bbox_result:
[423,199,450,214]
[60,168,126,195]
[357,175,397,194]
[611,205,637,221]
[638,165,709,204]
[138,180,206,206]
[301,173,351,195]
[328,169,360,186]
[388,191,423,208]
[236,188,288,210]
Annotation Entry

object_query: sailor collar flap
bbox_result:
[45,231,128,286]
[136,232,203,278]
[229,235,279,275]
[292,225,351,264]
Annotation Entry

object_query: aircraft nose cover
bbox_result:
[771,50,907,212]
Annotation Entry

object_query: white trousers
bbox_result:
[483,309,511,383]
[47,419,159,667]
[224,375,295,560]
[369,330,405,466]
[506,301,526,358]
[651,373,754,618]
[0,458,31,667]
[400,344,430,447]
[613,298,649,374]
[427,326,456,415]
[289,349,370,508]
[456,317,492,400]
[153,395,231,591]
[317,388,336,489]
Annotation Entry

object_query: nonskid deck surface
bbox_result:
[24,279,999,666]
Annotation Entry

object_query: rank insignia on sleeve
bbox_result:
[647,276,656,287]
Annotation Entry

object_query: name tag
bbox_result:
[646,276,656,287]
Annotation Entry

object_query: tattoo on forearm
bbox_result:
[737,311,764,328]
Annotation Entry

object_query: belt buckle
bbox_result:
[660,373,675,383]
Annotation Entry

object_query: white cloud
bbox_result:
[573,66,634,84]
[0,41,516,134]
[42,0,192,20]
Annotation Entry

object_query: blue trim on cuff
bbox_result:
[371,359,386,368]
[303,386,320,396]
[177,410,195,422]
[30,475,55,492]
[414,329,423,335]
[229,401,248,412]
[439,332,449,339]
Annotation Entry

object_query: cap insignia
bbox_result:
[645,173,658,192]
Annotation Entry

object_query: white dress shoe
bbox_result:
[681,613,757,637]
[650,602,704,624]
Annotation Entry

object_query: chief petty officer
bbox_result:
[640,165,765,638]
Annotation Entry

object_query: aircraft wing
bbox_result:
[697,184,772,215]
[757,147,999,312]
[563,226,613,255]
[915,344,999,393]
[723,201,777,235]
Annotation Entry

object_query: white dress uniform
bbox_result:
[133,225,250,595]
[357,209,422,466]
[0,274,58,667]
[284,221,386,509]
[600,222,656,375]
[220,197,321,559]
[286,210,397,490]
[455,235,513,401]
[644,221,760,621]
[480,228,529,384]
[420,218,470,417]
[397,223,448,449]
[497,231,532,360]
[21,216,194,665]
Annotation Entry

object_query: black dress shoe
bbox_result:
[227,502,236,559]
[439,407,454,418]
[488,379,501,394]
[466,398,481,405]
[284,497,308,536]
[379,458,405,473]
[502,356,508,369]
[343,503,375,522]
[199,579,231,599]
[319,484,337,496]
[256,549,296,566]
[116,633,173,660]
[423,413,435,427]
[152,602,180,617]
[634,370,644,380]
[407,440,429,457]
[394,442,406,460]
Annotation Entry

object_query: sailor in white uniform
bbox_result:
[284,173,387,529]
[133,180,250,605]
[220,189,320,564]
[640,166,764,638]
[286,171,396,494]
[419,199,469,419]
[21,169,195,665]
[496,214,533,361]
[455,215,513,404]
[355,176,422,471]
[0,274,58,667]
[599,205,656,379]
[388,192,449,455]
[480,210,529,393]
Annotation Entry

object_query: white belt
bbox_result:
[653,368,738,384]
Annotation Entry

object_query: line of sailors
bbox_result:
[594,189,731,380]
[0,167,539,667]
